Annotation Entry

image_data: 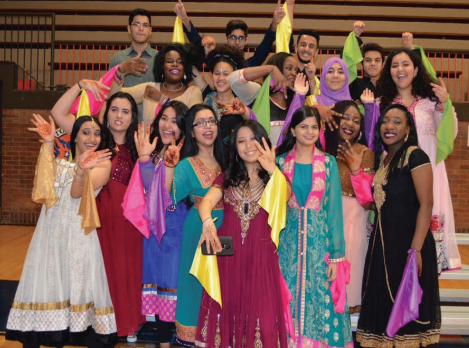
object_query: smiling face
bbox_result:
[325,62,346,91]
[163,50,184,84]
[295,35,318,64]
[75,121,102,156]
[107,97,133,135]
[339,105,361,143]
[363,50,383,78]
[292,116,319,148]
[158,107,182,145]
[212,61,235,94]
[236,126,260,164]
[283,56,298,90]
[127,15,152,45]
[390,52,418,92]
[380,107,410,149]
[191,109,218,148]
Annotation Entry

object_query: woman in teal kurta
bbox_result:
[276,106,353,348]
[168,104,227,346]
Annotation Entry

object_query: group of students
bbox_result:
[5,3,461,348]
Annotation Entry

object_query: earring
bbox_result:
[183,74,187,81]
[404,133,409,142]
[357,131,362,142]
[107,122,110,128]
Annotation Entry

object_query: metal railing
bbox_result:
[1,12,55,91]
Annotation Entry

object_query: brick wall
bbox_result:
[446,121,469,234]
[1,108,46,224]
[2,109,469,233]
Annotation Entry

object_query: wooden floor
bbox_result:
[0,225,468,348]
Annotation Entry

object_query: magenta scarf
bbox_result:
[317,57,351,106]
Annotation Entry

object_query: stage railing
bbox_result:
[0,12,55,91]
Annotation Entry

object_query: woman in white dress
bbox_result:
[6,114,117,348]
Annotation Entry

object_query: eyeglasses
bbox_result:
[192,118,217,128]
[227,35,246,43]
[131,22,151,29]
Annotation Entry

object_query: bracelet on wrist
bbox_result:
[43,140,55,143]
[165,164,175,168]
[139,154,151,157]
[78,163,85,171]
[202,217,212,224]
[411,248,421,252]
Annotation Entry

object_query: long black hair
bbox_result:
[70,116,109,159]
[374,103,419,176]
[181,104,227,171]
[376,49,438,112]
[102,92,139,161]
[150,100,188,163]
[224,120,271,188]
[325,100,367,157]
[276,106,322,156]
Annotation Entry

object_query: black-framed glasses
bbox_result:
[227,35,246,43]
[131,22,151,29]
[192,118,217,128]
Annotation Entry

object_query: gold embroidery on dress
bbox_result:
[372,155,388,213]
[189,156,222,188]
[398,146,419,169]
[232,315,236,348]
[214,314,221,348]
[356,328,440,348]
[225,179,264,244]
[201,310,209,342]
[254,318,263,348]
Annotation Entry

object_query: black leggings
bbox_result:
[156,318,175,343]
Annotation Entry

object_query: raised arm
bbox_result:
[174,0,202,43]
[51,80,109,134]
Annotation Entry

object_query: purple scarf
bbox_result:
[317,57,351,106]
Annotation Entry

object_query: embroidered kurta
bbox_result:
[277,149,353,348]
[172,157,223,346]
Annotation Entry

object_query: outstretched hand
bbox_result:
[79,79,110,102]
[164,135,185,167]
[28,113,56,143]
[78,149,112,170]
[360,88,375,104]
[120,52,147,77]
[254,137,277,174]
[316,104,342,131]
[337,140,366,172]
[294,73,309,95]
[202,36,216,56]
[134,122,157,158]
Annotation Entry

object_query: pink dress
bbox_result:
[394,97,460,271]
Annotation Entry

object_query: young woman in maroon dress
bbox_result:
[51,80,144,342]
[195,120,291,348]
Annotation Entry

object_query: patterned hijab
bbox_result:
[317,57,351,106]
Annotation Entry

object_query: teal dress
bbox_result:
[277,150,353,348]
[172,156,223,346]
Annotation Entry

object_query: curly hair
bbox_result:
[224,120,271,188]
[206,44,245,72]
[153,43,204,84]
[376,49,438,112]
[373,103,419,176]
[324,101,367,157]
